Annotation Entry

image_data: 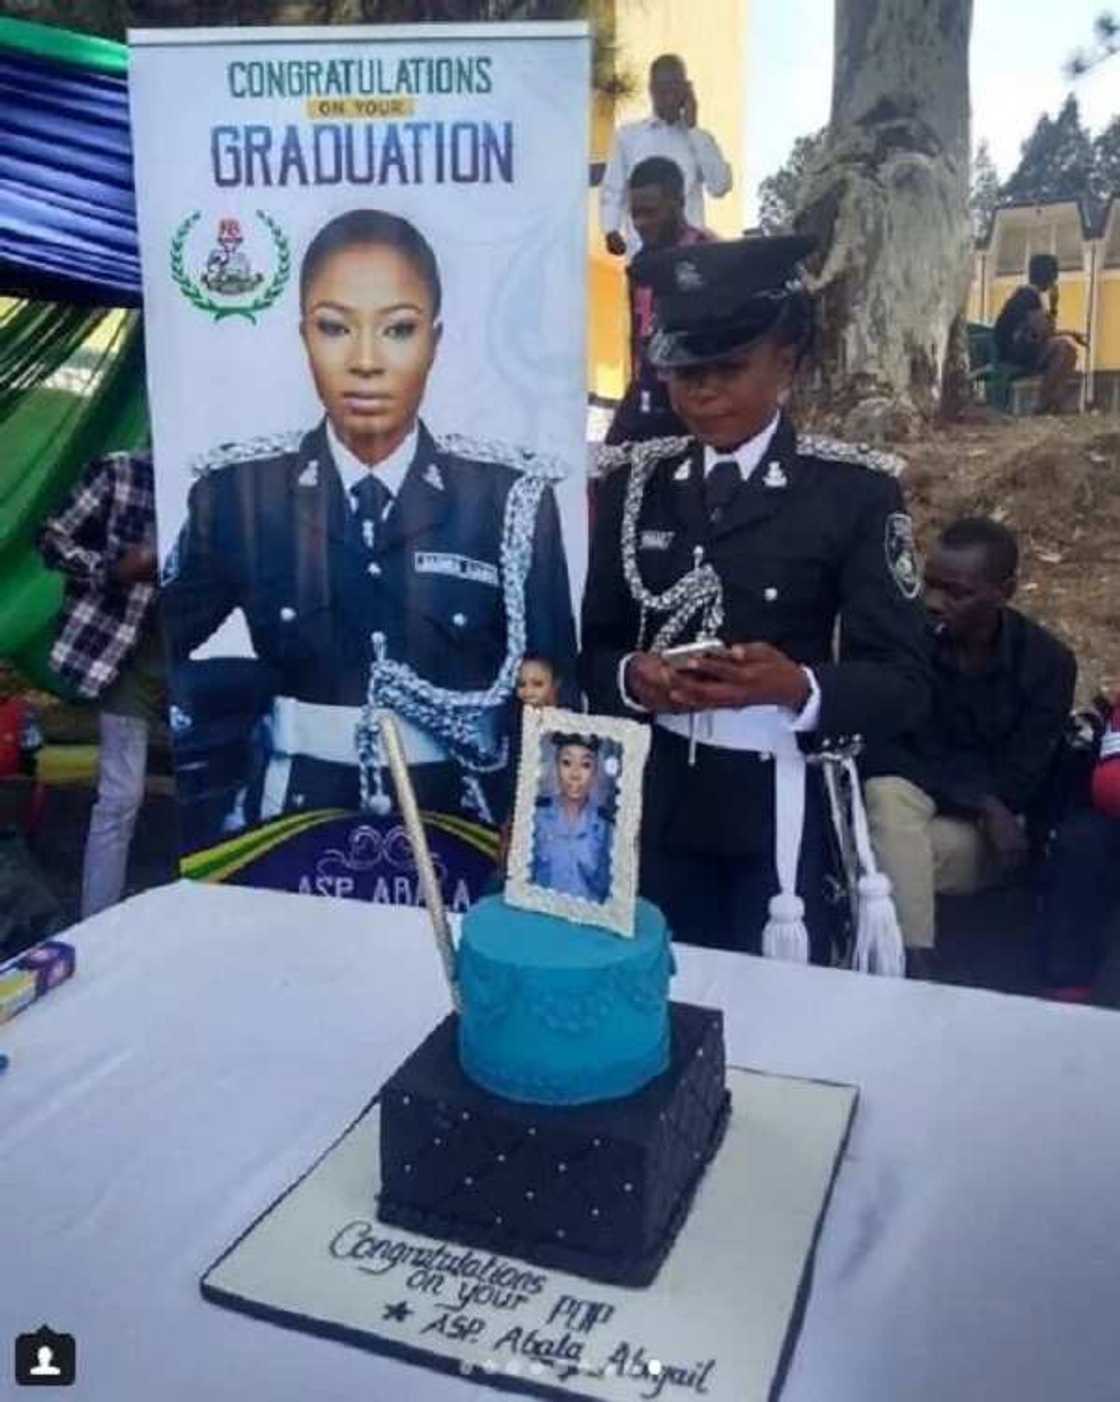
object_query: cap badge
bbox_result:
[675,259,704,292]
[763,461,788,489]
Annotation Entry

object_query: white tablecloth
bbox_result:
[2,881,1119,1402]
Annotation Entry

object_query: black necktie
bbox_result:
[704,458,741,522]
[349,475,392,547]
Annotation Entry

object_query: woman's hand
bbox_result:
[624,651,681,712]
[666,643,811,713]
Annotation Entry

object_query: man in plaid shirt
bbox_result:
[38,451,163,918]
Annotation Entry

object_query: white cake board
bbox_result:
[201,1067,857,1402]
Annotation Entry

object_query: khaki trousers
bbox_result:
[864,776,1003,949]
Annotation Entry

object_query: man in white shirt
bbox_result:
[600,54,733,257]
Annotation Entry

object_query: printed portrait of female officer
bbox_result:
[163,208,577,848]
[530,734,616,905]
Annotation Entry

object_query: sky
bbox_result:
[743,0,1120,223]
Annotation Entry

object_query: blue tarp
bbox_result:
[0,33,141,307]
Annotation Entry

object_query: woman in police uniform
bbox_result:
[530,734,614,904]
[163,209,577,841]
[580,235,930,965]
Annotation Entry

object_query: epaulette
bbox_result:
[436,433,568,482]
[189,430,304,479]
[796,433,906,478]
[594,435,692,478]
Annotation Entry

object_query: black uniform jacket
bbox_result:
[861,606,1076,816]
[163,419,577,820]
[580,415,931,857]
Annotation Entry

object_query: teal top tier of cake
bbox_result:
[456,896,673,1106]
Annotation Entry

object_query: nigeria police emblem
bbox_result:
[170,209,290,323]
[675,258,704,292]
[885,512,921,600]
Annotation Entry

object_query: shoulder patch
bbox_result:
[436,433,568,483]
[885,512,922,600]
[189,431,304,479]
[797,433,907,479]
[595,435,692,479]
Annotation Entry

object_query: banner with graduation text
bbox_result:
[129,22,590,911]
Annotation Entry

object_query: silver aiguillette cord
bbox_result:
[688,546,703,768]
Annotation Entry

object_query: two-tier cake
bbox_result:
[376,894,730,1286]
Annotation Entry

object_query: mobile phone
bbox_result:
[659,639,727,669]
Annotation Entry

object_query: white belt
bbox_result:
[655,707,904,975]
[270,696,447,767]
[657,706,800,756]
[260,696,447,820]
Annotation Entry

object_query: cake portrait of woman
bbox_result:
[162,207,578,849]
[529,733,616,905]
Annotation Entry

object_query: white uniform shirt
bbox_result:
[328,421,418,518]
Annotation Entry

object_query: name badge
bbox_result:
[640,529,674,552]
[413,551,499,587]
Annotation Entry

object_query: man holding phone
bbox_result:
[599,54,732,259]
[581,236,930,965]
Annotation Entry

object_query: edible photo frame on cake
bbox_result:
[505,707,650,937]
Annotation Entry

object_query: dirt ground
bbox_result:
[900,410,1120,703]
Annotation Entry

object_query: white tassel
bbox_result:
[851,871,906,977]
[837,757,907,979]
[762,892,810,964]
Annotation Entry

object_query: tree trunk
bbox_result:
[795,0,974,441]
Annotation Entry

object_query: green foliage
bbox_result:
[1066,11,1118,78]
[1000,93,1120,215]
[1000,95,1095,208]
[970,140,1001,240]
[757,127,827,235]
[1092,115,1120,206]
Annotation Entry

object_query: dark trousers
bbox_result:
[1035,807,1120,988]
[638,803,841,964]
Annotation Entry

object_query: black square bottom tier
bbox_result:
[376,1002,731,1287]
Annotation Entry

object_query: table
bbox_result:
[3,881,1119,1401]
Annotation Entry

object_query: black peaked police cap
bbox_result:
[642,234,817,370]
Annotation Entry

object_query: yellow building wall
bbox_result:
[987,277,1015,326]
[967,262,985,323]
[1056,278,1088,346]
[1097,278,1120,371]
[977,273,1091,371]
[586,0,748,401]
[588,205,629,402]
[588,84,628,401]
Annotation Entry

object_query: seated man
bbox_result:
[604,156,716,446]
[993,252,1085,415]
[863,517,1076,978]
[1035,697,1120,1002]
